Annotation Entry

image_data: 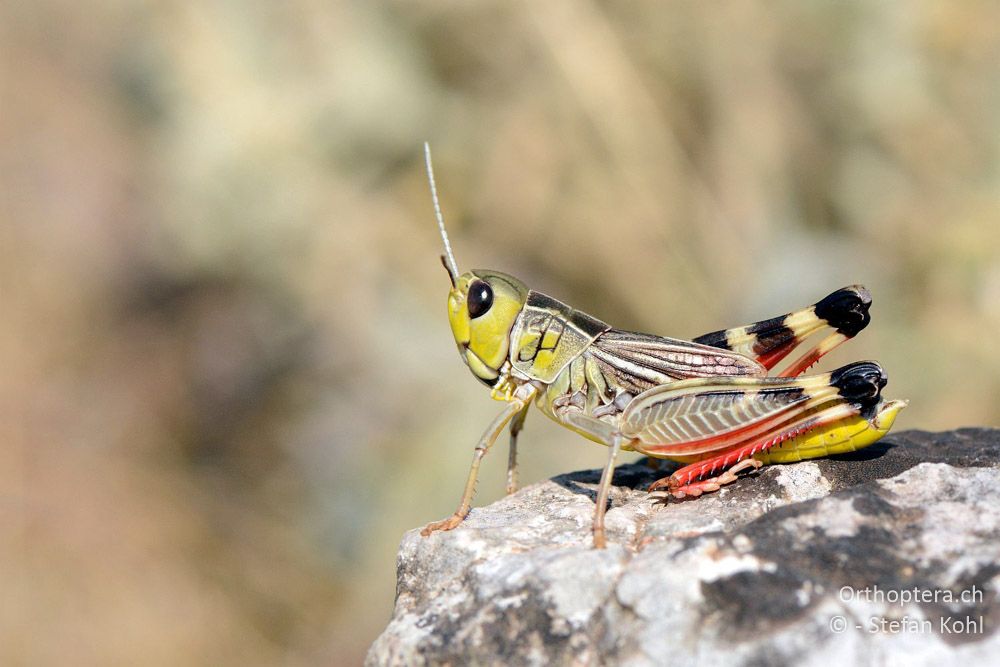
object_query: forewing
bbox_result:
[589,329,765,395]
[620,373,837,456]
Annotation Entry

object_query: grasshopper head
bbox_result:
[448,270,528,386]
[424,143,528,387]
[423,143,528,385]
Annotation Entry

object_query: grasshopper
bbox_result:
[419,144,905,548]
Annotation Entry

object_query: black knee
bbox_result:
[814,286,872,337]
[830,361,887,415]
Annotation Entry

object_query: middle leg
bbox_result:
[592,434,623,549]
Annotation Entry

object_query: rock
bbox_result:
[368,429,1000,666]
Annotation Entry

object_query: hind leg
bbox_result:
[692,285,872,377]
[648,398,906,497]
[650,458,763,498]
[630,361,896,498]
[647,402,860,498]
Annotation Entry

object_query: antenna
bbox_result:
[424,142,460,286]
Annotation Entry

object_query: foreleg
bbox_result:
[421,386,536,536]
[505,403,530,495]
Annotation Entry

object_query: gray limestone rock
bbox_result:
[368,429,1000,666]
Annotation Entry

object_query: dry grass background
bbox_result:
[3,1,999,664]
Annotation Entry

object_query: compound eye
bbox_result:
[467,280,494,319]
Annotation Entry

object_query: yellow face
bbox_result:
[447,270,529,386]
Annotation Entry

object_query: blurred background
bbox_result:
[3,1,999,664]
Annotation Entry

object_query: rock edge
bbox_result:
[369,429,1000,667]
